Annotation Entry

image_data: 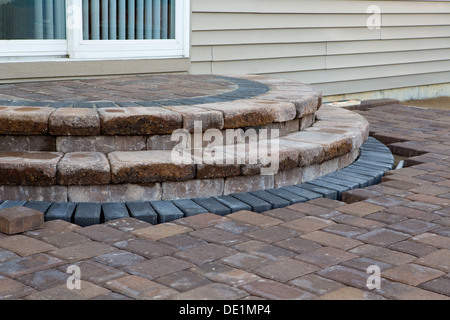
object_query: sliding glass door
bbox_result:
[0,0,188,59]
[0,0,67,56]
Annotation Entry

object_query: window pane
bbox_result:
[0,0,66,40]
[82,0,175,40]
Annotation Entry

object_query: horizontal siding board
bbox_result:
[265,60,450,84]
[192,13,450,31]
[191,28,381,46]
[210,56,326,74]
[192,13,371,31]
[326,48,450,68]
[211,43,326,61]
[192,0,450,14]
[381,26,450,39]
[314,71,450,95]
[327,38,450,55]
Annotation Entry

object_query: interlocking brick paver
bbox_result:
[131,223,192,241]
[174,243,237,265]
[155,270,212,292]
[227,210,283,228]
[234,240,296,261]
[315,287,386,300]
[67,260,126,285]
[173,283,248,300]
[388,219,439,235]
[0,235,56,257]
[16,269,68,291]
[189,228,248,246]
[385,206,440,221]
[383,263,445,286]
[280,216,335,233]
[253,258,319,282]
[40,230,93,248]
[317,265,375,290]
[174,213,230,230]
[220,253,272,272]
[105,275,178,300]
[378,281,449,300]
[300,231,363,251]
[296,247,357,268]
[419,277,450,296]
[416,249,450,273]
[0,253,66,278]
[412,233,450,249]
[336,202,385,217]
[274,237,322,254]
[0,275,36,299]
[288,274,345,296]
[331,214,386,230]
[246,226,299,243]
[113,238,176,260]
[93,250,146,269]
[48,242,116,263]
[355,228,410,247]
[124,256,194,280]
[260,207,305,221]
[388,240,438,257]
[158,233,207,250]
[240,279,316,300]
[191,262,261,287]
[349,244,416,266]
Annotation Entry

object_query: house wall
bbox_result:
[189,0,450,100]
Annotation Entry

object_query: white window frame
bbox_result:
[0,0,190,60]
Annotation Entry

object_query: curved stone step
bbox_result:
[0,137,395,226]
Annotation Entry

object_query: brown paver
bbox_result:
[1,97,450,301]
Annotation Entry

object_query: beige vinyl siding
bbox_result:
[190,0,450,96]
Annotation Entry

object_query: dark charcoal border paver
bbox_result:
[0,137,394,226]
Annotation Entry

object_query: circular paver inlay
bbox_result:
[0,75,269,108]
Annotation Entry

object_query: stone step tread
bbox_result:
[0,137,393,226]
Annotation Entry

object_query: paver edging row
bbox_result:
[0,137,394,226]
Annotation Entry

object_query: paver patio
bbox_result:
[1,91,450,300]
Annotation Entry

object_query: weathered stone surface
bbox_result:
[164,105,224,132]
[0,185,68,202]
[147,135,179,151]
[274,167,303,188]
[258,88,322,118]
[98,107,182,135]
[278,139,324,167]
[0,136,55,152]
[224,175,274,195]
[68,184,162,202]
[300,114,316,131]
[57,152,111,185]
[49,108,101,136]
[108,151,195,184]
[191,148,242,179]
[56,136,147,153]
[0,151,63,186]
[0,207,44,235]
[0,106,55,135]
[162,179,224,200]
[283,131,353,161]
